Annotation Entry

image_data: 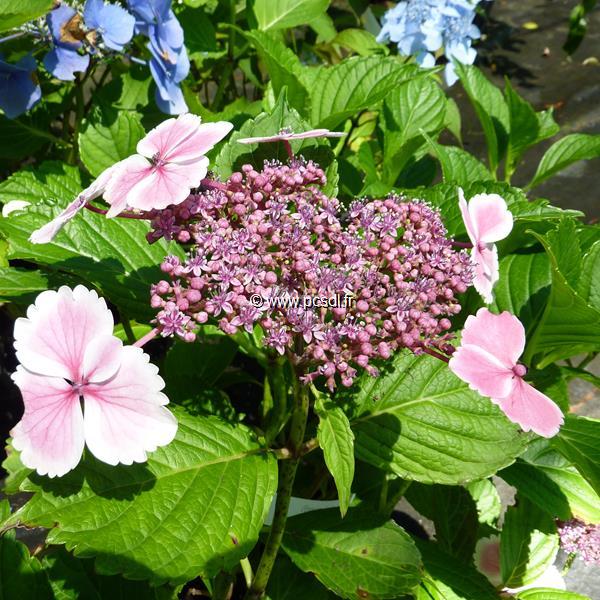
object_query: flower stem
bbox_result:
[421,347,449,363]
[133,327,159,348]
[244,379,309,600]
[452,240,472,249]
[120,314,136,345]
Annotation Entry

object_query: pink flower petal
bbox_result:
[82,334,123,383]
[237,129,345,144]
[124,159,209,212]
[13,285,114,381]
[493,377,564,438]
[449,344,514,399]
[461,308,526,369]
[471,243,499,305]
[82,346,177,466]
[104,154,153,218]
[458,187,477,246]
[136,113,201,160]
[11,367,84,478]
[29,161,122,244]
[468,193,513,244]
[163,121,233,164]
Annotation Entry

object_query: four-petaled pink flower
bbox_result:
[237,128,345,144]
[458,188,513,304]
[449,308,564,438]
[105,114,232,217]
[11,285,177,477]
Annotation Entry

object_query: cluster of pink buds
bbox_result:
[557,519,600,565]
[148,157,473,389]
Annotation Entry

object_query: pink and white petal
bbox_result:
[104,154,153,218]
[29,195,87,244]
[14,285,114,380]
[493,378,564,438]
[238,134,286,144]
[468,193,513,243]
[471,244,499,304]
[460,307,526,369]
[163,121,233,164]
[136,113,200,159]
[124,159,208,212]
[449,344,514,399]
[458,187,478,246]
[11,367,84,477]
[288,129,346,140]
[82,334,123,383]
[82,346,177,466]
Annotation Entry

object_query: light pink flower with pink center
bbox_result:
[237,128,345,144]
[104,113,232,217]
[11,285,177,477]
[449,308,564,437]
[458,188,513,304]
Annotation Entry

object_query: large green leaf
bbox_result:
[0,267,79,302]
[253,0,329,31]
[344,350,526,484]
[516,589,592,600]
[424,138,492,185]
[5,411,277,585]
[490,252,552,334]
[500,497,559,588]
[500,439,600,523]
[0,162,181,319]
[244,30,309,113]
[456,64,509,172]
[529,133,600,188]
[578,240,600,310]
[79,107,145,177]
[552,415,600,497]
[309,56,420,129]
[405,483,478,562]
[315,396,355,517]
[465,478,502,526]
[266,555,336,600]
[0,113,54,159]
[0,0,53,31]
[415,539,498,600]
[42,547,175,599]
[527,221,600,367]
[282,507,422,599]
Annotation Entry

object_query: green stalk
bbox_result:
[244,378,310,600]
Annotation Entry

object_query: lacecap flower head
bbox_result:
[11,285,177,477]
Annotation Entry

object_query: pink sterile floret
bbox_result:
[11,285,177,477]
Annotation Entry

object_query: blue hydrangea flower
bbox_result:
[43,4,90,81]
[83,0,136,52]
[0,54,42,119]
[127,0,188,114]
[377,0,483,86]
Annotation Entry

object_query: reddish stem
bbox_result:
[84,203,149,219]
[452,241,473,249]
[421,347,450,363]
[133,328,160,348]
[283,140,294,160]
[201,178,228,191]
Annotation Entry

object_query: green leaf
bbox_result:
[0,114,54,159]
[254,0,329,31]
[552,415,600,497]
[578,240,600,309]
[0,0,53,31]
[331,29,385,56]
[180,6,217,55]
[465,479,502,526]
[344,350,526,485]
[444,97,462,144]
[529,133,600,188]
[490,252,552,334]
[0,162,182,320]
[415,539,498,600]
[42,547,176,600]
[0,267,79,301]
[0,518,52,599]
[500,497,559,588]
[282,507,422,599]
[79,107,145,177]
[244,30,308,112]
[5,411,277,586]
[527,222,600,367]
[405,483,478,562]
[315,396,355,517]
[424,138,492,184]
[500,439,600,523]
[381,77,446,183]
[309,56,420,129]
[115,66,152,111]
[516,589,592,600]
[266,555,336,600]
[456,64,509,172]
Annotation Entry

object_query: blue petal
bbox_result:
[83,0,103,29]
[127,0,171,24]
[43,46,90,81]
[153,82,187,115]
[0,55,41,119]
[444,62,459,86]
